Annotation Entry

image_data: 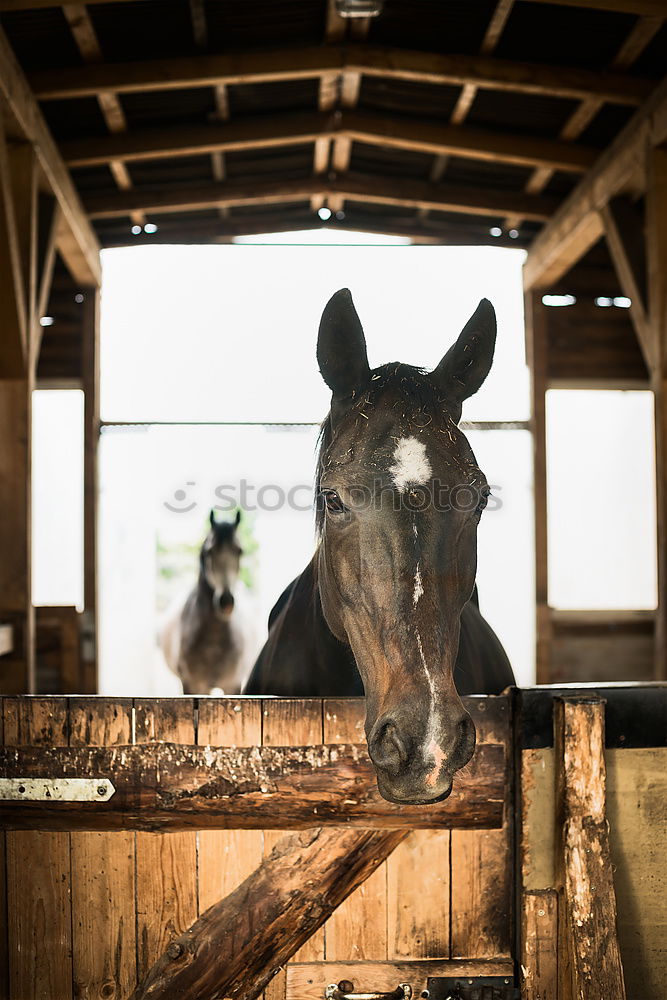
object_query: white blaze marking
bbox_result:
[413,564,423,606]
[416,630,445,787]
[389,436,432,493]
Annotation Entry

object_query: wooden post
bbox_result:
[525,289,551,682]
[81,286,100,692]
[647,146,667,680]
[130,826,407,1000]
[554,696,626,1000]
[0,128,36,694]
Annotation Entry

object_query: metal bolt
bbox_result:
[97,786,106,796]
[167,942,183,960]
[18,785,25,794]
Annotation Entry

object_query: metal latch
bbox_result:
[426,977,519,1000]
[0,778,115,802]
[326,983,412,1000]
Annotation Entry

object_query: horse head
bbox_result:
[202,509,243,619]
[315,289,496,804]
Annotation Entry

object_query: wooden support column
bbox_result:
[647,146,667,680]
[81,287,100,692]
[525,290,551,682]
[554,696,626,1000]
[0,131,37,694]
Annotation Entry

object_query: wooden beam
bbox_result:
[0,27,100,286]
[129,826,407,1000]
[0,624,13,657]
[29,44,655,106]
[84,172,557,220]
[0,129,28,374]
[61,109,597,175]
[0,739,506,832]
[82,288,100,694]
[554,696,627,1000]
[601,195,651,364]
[521,0,665,15]
[523,73,667,290]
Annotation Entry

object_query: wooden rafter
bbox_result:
[523,73,667,290]
[0,27,100,285]
[60,109,598,174]
[29,45,654,106]
[83,171,557,221]
[1,0,663,11]
[504,12,665,230]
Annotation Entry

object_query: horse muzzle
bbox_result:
[367,710,476,804]
[215,590,235,617]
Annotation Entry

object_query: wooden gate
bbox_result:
[0,694,513,1000]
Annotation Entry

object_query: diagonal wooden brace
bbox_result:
[129,825,407,1000]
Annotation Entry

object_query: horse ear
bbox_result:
[430,299,496,421]
[209,509,216,528]
[317,288,371,404]
[234,509,241,527]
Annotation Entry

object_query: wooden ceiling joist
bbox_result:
[1,0,664,12]
[523,73,667,290]
[29,44,654,107]
[0,28,100,285]
[61,109,598,175]
[84,171,557,221]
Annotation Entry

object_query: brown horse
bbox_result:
[246,290,514,804]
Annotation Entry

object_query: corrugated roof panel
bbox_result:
[228,79,319,117]
[70,164,119,197]
[88,0,197,62]
[119,88,217,129]
[349,141,434,179]
[0,8,82,70]
[127,155,215,188]
[224,143,314,181]
[466,89,579,139]
[204,0,326,50]
[579,104,636,150]
[368,0,498,54]
[41,97,110,142]
[630,22,667,77]
[495,3,636,69]
[358,78,463,120]
[443,156,533,192]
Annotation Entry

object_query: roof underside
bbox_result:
[1,0,665,249]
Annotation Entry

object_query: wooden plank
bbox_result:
[0,740,507,832]
[84,172,557,221]
[0,624,13,656]
[524,74,667,290]
[287,960,516,1000]
[525,292,551,682]
[0,27,100,286]
[554,696,626,1000]
[0,379,34,695]
[81,288,100,693]
[0,119,27,376]
[130,825,407,1000]
[387,829,450,959]
[647,149,667,682]
[324,699,388,962]
[3,698,72,1000]
[450,697,512,960]
[69,698,136,999]
[601,196,651,364]
[520,891,558,1000]
[197,698,263,912]
[134,699,199,982]
[29,44,654,106]
[262,699,324,978]
[607,747,667,996]
[61,109,595,174]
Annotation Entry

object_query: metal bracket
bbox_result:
[426,977,519,1000]
[0,778,115,802]
[326,984,411,1000]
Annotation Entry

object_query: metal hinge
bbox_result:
[0,778,115,802]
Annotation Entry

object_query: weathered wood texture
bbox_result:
[520,890,558,1000]
[555,697,626,1000]
[0,740,506,832]
[130,826,408,1000]
[0,695,514,1000]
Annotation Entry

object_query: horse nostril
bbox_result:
[369,719,409,777]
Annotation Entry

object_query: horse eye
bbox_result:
[322,489,347,515]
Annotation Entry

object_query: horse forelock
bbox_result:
[315,362,457,533]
